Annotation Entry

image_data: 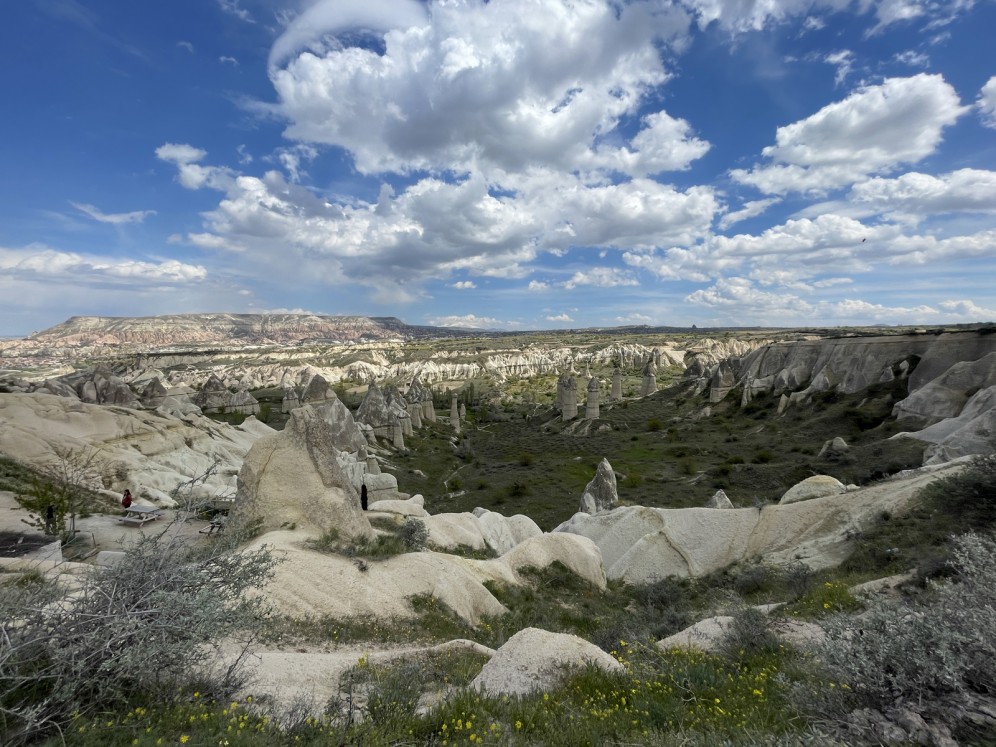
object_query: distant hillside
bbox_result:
[26,313,475,347]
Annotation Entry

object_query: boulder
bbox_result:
[232,405,373,540]
[659,615,824,653]
[779,475,846,505]
[471,628,623,696]
[367,496,428,518]
[579,458,618,514]
[818,437,850,458]
[497,533,606,589]
[706,489,734,509]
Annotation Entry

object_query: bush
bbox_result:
[399,518,429,551]
[647,418,662,432]
[0,525,277,745]
[811,532,996,717]
[717,606,782,663]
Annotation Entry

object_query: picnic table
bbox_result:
[118,505,164,527]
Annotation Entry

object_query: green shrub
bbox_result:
[752,450,775,464]
[399,518,429,551]
[647,418,662,432]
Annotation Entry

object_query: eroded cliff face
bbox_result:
[684,331,996,463]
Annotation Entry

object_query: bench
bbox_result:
[118,506,163,527]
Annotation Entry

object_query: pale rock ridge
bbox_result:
[242,528,605,627]
[471,628,623,696]
[0,392,264,504]
[892,352,996,424]
[579,458,618,515]
[555,463,966,583]
[611,367,622,400]
[424,510,542,555]
[905,384,996,464]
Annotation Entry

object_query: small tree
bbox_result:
[15,445,104,542]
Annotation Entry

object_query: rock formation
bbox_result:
[281,386,300,413]
[555,463,965,584]
[579,458,618,514]
[0,392,266,504]
[611,367,622,401]
[561,375,578,420]
[706,489,734,509]
[585,375,600,419]
[471,628,623,696]
[228,388,260,415]
[640,355,657,397]
[450,393,460,434]
[193,373,229,412]
[301,374,335,405]
[232,405,374,540]
[778,475,847,505]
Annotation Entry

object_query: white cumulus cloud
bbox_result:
[978,76,996,128]
[732,75,968,194]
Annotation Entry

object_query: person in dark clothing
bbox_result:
[121,489,133,509]
[45,504,56,534]
[360,484,368,511]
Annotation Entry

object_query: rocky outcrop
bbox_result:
[892,352,996,424]
[232,405,374,540]
[579,458,618,514]
[555,463,966,584]
[779,475,847,505]
[193,373,229,412]
[425,509,542,555]
[229,389,260,415]
[904,385,996,464]
[0,392,264,504]
[471,628,623,696]
[640,356,657,397]
[706,489,734,509]
[585,375,600,419]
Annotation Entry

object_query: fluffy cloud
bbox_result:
[70,202,156,224]
[732,75,968,194]
[527,280,549,291]
[269,0,696,177]
[849,169,996,219]
[978,76,996,129]
[545,313,574,322]
[0,245,206,284]
[563,267,638,290]
[158,146,717,298]
[452,280,476,289]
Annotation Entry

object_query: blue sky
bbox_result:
[1,0,995,336]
